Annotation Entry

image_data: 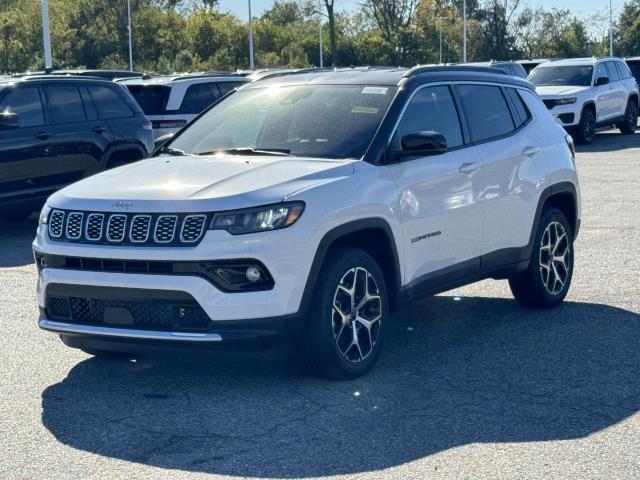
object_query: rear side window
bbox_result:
[605,62,621,82]
[393,85,463,149]
[45,86,86,124]
[126,85,170,115]
[457,85,515,142]
[89,86,133,119]
[504,88,532,127]
[218,81,245,96]
[0,87,44,127]
[615,61,631,79]
[178,82,222,114]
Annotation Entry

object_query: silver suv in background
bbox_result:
[118,73,249,139]
[529,57,639,144]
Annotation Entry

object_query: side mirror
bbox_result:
[595,76,609,86]
[0,111,19,130]
[399,131,447,158]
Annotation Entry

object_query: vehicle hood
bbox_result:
[49,154,355,212]
[535,85,590,97]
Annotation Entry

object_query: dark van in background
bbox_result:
[0,76,154,221]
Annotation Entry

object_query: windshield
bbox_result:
[168,84,397,159]
[528,66,593,86]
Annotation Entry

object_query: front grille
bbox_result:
[47,296,212,332]
[48,209,209,246]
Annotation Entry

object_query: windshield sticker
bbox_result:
[351,106,379,114]
[361,87,388,95]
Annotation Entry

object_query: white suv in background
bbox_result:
[34,67,580,379]
[119,73,248,139]
[529,57,639,144]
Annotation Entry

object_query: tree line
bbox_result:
[1,0,639,74]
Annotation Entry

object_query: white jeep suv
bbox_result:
[34,67,581,379]
[529,57,639,144]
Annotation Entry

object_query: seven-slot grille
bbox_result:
[47,209,208,246]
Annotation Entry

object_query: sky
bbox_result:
[218,0,624,20]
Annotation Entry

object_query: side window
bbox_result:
[615,61,630,79]
[505,88,532,127]
[218,81,245,96]
[79,87,98,120]
[595,63,608,82]
[178,82,222,114]
[457,84,515,142]
[605,62,621,82]
[89,86,133,119]
[45,86,86,124]
[0,87,44,127]
[392,85,464,150]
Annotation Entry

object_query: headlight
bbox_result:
[38,204,51,226]
[555,97,577,105]
[210,202,305,235]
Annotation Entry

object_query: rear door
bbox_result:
[604,61,627,118]
[387,84,484,284]
[0,85,59,201]
[43,84,110,180]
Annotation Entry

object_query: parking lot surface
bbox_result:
[1,130,639,480]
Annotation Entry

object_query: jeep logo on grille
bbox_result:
[112,201,134,209]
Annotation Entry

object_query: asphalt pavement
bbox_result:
[1,129,639,479]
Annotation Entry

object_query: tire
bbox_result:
[509,208,574,309]
[0,208,32,222]
[301,247,388,380]
[572,107,596,144]
[617,100,638,135]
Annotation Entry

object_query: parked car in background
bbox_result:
[528,57,639,144]
[625,57,640,87]
[516,59,552,75]
[12,69,145,81]
[34,66,580,379]
[0,76,154,221]
[457,61,528,78]
[119,73,249,139]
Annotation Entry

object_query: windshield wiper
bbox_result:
[160,146,188,156]
[198,147,292,157]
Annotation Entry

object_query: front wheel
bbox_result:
[509,208,574,308]
[301,247,388,380]
[572,108,595,145]
[617,101,638,135]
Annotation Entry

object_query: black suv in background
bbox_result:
[0,76,154,221]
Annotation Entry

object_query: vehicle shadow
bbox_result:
[0,218,37,267]
[576,130,640,153]
[41,296,640,477]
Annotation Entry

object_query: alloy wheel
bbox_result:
[627,103,638,129]
[583,111,595,141]
[539,221,570,295]
[331,267,382,363]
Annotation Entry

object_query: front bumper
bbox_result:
[539,99,581,127]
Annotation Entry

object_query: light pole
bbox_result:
[318,1,323,68]
[127,0,133,71]
[462,0,467,63]
[248,0,255,69]
[609,0,613,56]
[437,16,448,64]
[41,0,52,70]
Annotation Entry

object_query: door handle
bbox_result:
[458,162,478,175]
[91,126,107,134]
[522,146,540,157]
[35,131,51,140]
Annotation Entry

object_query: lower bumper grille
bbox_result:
[45,286,212,333]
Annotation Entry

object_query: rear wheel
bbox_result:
[617,100,638,135]
[301,247,388,380]
[509,208,574,308]
[573,107,595,144]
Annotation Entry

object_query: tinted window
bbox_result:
[393,85,463,149]
[126,85,170,115]
[0,87,44,127]
[218,81,245,96]
[605,62,621,82]
[528,66,593,87]
[457,85,515,142]
[595,63,608,82]
[627,61,640,82]
[79,87,98,120]
[505,88,531,127]
[45,86,86,124]
[178,82,221,114]
[615,61,631,79]
[89,86,133,119]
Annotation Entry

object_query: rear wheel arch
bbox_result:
[299,219,402,316]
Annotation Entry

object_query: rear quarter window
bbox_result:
[126,85,170,115]
[89,86,134,119]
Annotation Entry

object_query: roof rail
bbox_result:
[172,71,246,81]
[404,65,506,77]
[20,74,107,81]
